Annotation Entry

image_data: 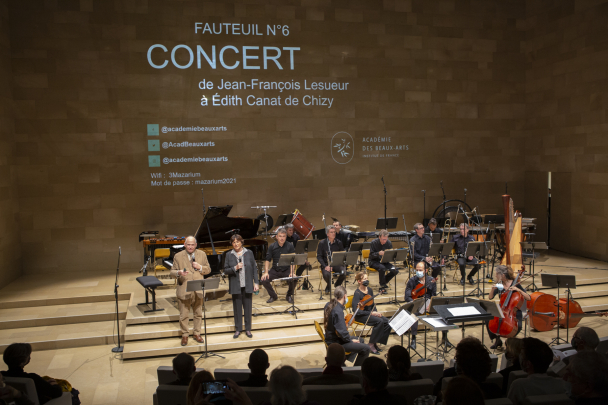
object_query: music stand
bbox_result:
[375,217,398,230]
[389,299,423,358]
[349,242,372,273]
[520,242,547,292]
[295,239,319,292]
[381,249,408,306]
[434,302,492,358]
[187,278,224,361]
[430,296,465,344]
[484,215,504,224]
[278,253,308,318]
[275,213,294,227]
[464,242,488,297]
[541,274,577,345]
[466,297,504,348]
[425,233,441,243]
[427,242,455,295]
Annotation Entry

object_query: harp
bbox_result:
[500,195,525,272]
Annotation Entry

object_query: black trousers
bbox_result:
[425,260,442,278]
[369,262,399,286]
[261,268,295,299]
[232,286,253,332]
[322,266,346,288]
[340,337,371,366]
[486,311,522,340]
[295,264,312,289]
[355,314,391,345]
[457,257,480,279]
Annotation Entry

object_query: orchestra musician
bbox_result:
[333,220,353,250]
[223,234,259,339]
[170,236,211,346]
[368,229,399,295]
[316,225,346,293]
[260,227,296,304]
[404,262,452,350]
[486,265,531,349]
[411,223,442,278]
[424,218,444,240]
[285,224,311,290]
[324,286,370,366]
[353,272,392,355]
[450,223,481,285]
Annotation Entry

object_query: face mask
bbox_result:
[496,282,504,291]
[416,271,424,279]
[344,297,349,306]
[362,280,369,287]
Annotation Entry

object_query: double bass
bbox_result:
[527,291,608,332]
[488,195,526,338]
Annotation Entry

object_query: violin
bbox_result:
[488,267,526,338]
[345,293,376,327]
[527,291,608,332]
[411,278,436,299]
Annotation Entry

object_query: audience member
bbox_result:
[187,370,229,405]
[348,357,405,405]
[1,343,63,405]
[262,365,320,405]
[570,327,599,353]
[190,378,253,405]
[302,343,359,385]
[434,336,501,400]
[508,337,569,405]
[238,349,270,387]
[168,353,196,386]
[564,351,608,405]
[386,345,422,382]
[442,376,484,405]
[499,337,523,395]
[0,372,34,405]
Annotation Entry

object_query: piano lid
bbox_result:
[194,205,260,243]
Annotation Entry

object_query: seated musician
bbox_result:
[424,218,444,241]
[285,224,311,290]
[353,272,391,355]
[317,225,346,293]
[368,229,399,295]
[487,265,530,349]
[450,223,481,285]
[260,227,296,304]
[333,220,353,250]
[170,236,211,346]
[404,262,451,350]
[324,286,370,366]
[411,223,442,278]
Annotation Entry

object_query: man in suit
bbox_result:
[302,343,360,385]
[170,236,211,346]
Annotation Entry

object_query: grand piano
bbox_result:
[141,205,268,277]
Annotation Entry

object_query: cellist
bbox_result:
[352,272,391,355]
[404,262,452,350]
[487,265,531,349]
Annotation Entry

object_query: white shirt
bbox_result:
[508,373,570,405]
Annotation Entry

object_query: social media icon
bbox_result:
[147,124,159,136]
[148,140,160,151]
[148,155,160,167]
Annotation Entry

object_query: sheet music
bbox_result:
[418,299,430,315]
[425,317,450,328]
[389,310,418,336]
[448,306,481,317]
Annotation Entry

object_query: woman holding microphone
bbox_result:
[224,234,259,338]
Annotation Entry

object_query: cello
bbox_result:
[488,194,526,338]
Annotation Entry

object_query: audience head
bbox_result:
[360,357,389,394]
[268,365,305,405]
[172,352,196,381]
[187,370,214,405]
[325,343,346,368]
[571,326,599,352]
[386,345,412,380]
[443,376,484,405]
[454,337,491,384]
[520,337,553,374]
[565,351,608,399]
[505,337,523,365]
[3,343,32,369]
[248,348,270,375]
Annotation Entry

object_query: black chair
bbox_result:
[137,275,164,312]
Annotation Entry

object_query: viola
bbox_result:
[411,278,436,299]
[345,293,376,327]
[488,267,526,338]
[527,291,608,332]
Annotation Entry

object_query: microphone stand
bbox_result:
[382,176,387,229]
[112,247,123,353]
[422,190,426,222]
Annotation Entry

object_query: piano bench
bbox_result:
[137,276,165,313]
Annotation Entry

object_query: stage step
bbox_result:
[0,293,131,310]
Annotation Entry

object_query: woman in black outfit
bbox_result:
[352,272,392,354]
[224,234,259,339]
[486,265,531,349]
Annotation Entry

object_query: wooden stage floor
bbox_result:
[1,249,608,405]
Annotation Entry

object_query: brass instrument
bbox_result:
[442,218,452,243]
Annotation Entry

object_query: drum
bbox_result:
[291,209,315,240]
